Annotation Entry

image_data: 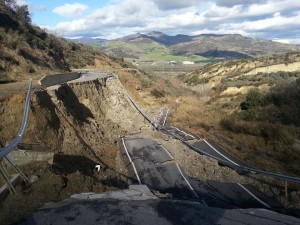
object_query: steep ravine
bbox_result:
[0,76,151,224]
[1,75,299,224]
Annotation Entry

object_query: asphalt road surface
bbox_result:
[192,139,248,173]
[119,136,198,198]
[162,126,198,141]
[40,70,113,88]
[120,136,282,210]
[16,185,299,225]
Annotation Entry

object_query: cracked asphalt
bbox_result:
[120,136,283,210]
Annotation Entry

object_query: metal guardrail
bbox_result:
[0,79,32,194]
[112,74,300,185]
[183,140,300,184]
[113,74,159,127]
[0,79,32,158]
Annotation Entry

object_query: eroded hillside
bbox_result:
[162,53,300,176]
[0,74,156,224]
[2,73,299,224]
[1,76,149,155]
[183,53,300,86]
[0,1,129,85]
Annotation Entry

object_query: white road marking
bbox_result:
[237,183,271,209]
[181,130,195,139]
[170,126,195,139]
[95,165,101,172]
[175,163,199,199]
[122,138,142,185]
[203,140,239,166]
[160,145,174,160]
[170,126,180,131]
[162,108,169,127]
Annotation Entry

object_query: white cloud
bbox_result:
[52,0,157,37]
[53,3,89,18]
[273,38,300,44]
[245,0,300,17]
[16,0,46,12]
[16,0,28,6]
[43,0,300,43]
[151,0,199,10]
[30,5,46,11]
[203,4,242,20]
[223,12,300,31]
[216,0,267,7]
[191,29,250,36]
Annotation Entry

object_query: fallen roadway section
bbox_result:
[193,140,244,166]
[188,178,282,209]
[119,136,199,199]
[192,139,248,173]
[158,107,198,141]
[119,136,283,210]
[15,185,300,225]
[162,126,198,141]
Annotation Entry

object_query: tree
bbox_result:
[15,4,31,24]
[0,0,16,13]
[2,0,17,8]
[240,88,263,110]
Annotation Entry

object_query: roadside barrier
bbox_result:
[0,79,32,194]
[112,74,300,186]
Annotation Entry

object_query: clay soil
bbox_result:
[0,144,132,225]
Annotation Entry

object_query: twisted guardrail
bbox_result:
[113,74,300,185]
[0,78,32,158]
[0,79,32,194]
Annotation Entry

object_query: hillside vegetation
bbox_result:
[158,53,300,176]
[0,0,157,103]
[0,0,124,83]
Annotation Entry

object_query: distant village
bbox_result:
[132,60,195,66]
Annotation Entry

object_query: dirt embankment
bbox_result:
[0,76,151,224]
[0,77,146,152]
[245,61,300,75]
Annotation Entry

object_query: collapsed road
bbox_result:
[5,70,300,225]
[119,136,282,210]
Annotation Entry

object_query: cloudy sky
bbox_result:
[17,0,300,43]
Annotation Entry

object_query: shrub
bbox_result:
[245,88,263,109]
[150,88,165,98]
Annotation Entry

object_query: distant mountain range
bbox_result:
[67,31,300,61]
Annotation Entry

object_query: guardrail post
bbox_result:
[285,181,288,198]
[4,156,28,182]
[0,164,16,194]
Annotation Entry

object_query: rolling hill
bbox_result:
[95,31,300,76]
[171,52,300,175]
[100,31,300,60]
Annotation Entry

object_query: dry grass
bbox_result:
[167,94,300,176]
[135,64,300,178]
[166,95,222,136]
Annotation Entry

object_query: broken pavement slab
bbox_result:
[71,185,157,201]
[15,186,300,225]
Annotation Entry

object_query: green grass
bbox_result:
[99,41,206,62]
